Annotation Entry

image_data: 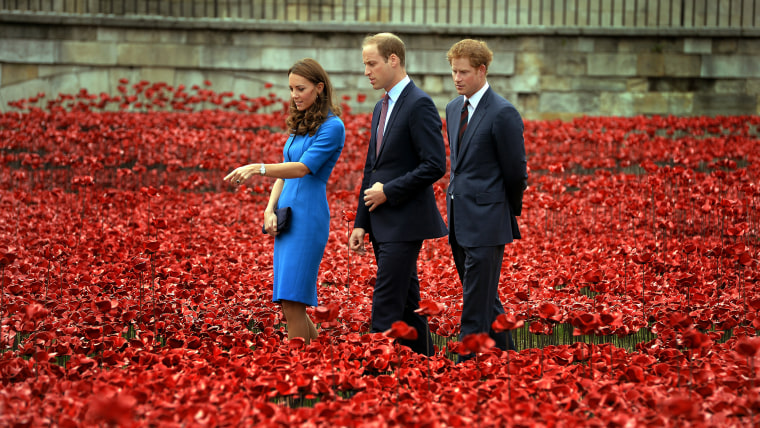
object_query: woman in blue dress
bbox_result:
[224,58,345,344]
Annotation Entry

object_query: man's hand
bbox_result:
[364,182,387,212]
[349,228,367,254]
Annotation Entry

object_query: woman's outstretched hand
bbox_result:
[224,164,257,184]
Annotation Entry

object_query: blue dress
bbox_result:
[272,114,345,306]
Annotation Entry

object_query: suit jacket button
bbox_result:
[371,169,376,173]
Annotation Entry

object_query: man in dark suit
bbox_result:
[445,39,528,362]
[349,33,448,356]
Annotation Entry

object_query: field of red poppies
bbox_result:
[1,81,759,427]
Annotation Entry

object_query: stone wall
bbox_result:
[1,21,759,119]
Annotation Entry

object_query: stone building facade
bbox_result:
[1,1,759,119]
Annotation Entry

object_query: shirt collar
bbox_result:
[464,82,489,110]
[386,75,411,103]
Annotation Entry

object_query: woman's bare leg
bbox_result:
[281,300,318,344]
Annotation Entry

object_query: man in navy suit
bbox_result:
[445,39,528,362]
[349,33,447,356]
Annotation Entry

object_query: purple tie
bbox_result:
[376,94,389,156]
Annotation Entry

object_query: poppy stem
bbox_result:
[0,265,4,326]
[45,259,51,300]
[506,349,511,402]
[151,253,157,338]
[138,271,143,321]
[425,324,432,393]
[346,220,351,289]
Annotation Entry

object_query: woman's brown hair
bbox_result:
[286,58,341,136]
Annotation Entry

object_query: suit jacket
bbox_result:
[446,87,527,247]
[354,80,448,243]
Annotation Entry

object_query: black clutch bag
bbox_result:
[262,207,291,234]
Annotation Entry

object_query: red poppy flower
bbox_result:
[384,321,418,341]
[415,300,444,316]
[735,336,760,357]
[313,303,340,323]
[491,314,524,332]
[143,241,160,254]
[342,210,356,222]
[461,332,495,354]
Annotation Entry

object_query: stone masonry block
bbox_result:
[38,65,89,78]
[420,75,444,95]
[714,39,738,54]
[486,78,513,99]
[516,52,542,75]
[664,54,701,77]
[138,68,177,86]
[118,44,200,68]
[684,38,711,54]
[539,92,599,113]
[125,29,188,44]
[632,92,669,114]
[573,77,628,92]
[0,39,57,63]
[576,38,595,53]
[588,53,637,77]
[540,75,571,91]
[59,41,117,65]
[0,24,46,39]
[737,40,760,55]
[107,68,142,88]
[232,32,312,48]
[48,71,85,98]
[626,78,649,92]
[187,30,232,46]
[200,45,261,70]
[693,93,757,115]
[715,80,747,94]
[48,26,97,41]
[748,79,760,95]
[551,53,586,76]
[258,48,318,71]
[316,48,359,74]
[633,92,694,115]
[637,53,664,76]
[76,69,112,95]
[489,51,515,76]
[97,28,123,43]
[0,78,48,107]
[407,50,453,75]
[2,64,38,86]
[509,74,540,93]
[517,37,543,52]
[600,92,635,116]
[702,55,760,78]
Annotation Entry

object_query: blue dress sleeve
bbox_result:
[299,116,345,175]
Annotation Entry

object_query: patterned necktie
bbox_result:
[458,99,470,145]
[376,94,390,156]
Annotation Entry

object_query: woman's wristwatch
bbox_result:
[259,164,266,176]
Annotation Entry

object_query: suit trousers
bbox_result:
[370,239,435,356]
[449,205,515,362]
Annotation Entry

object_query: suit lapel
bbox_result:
[456,88,491,163]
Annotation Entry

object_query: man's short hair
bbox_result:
[363,32,406,67]
[447,39,493,71]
